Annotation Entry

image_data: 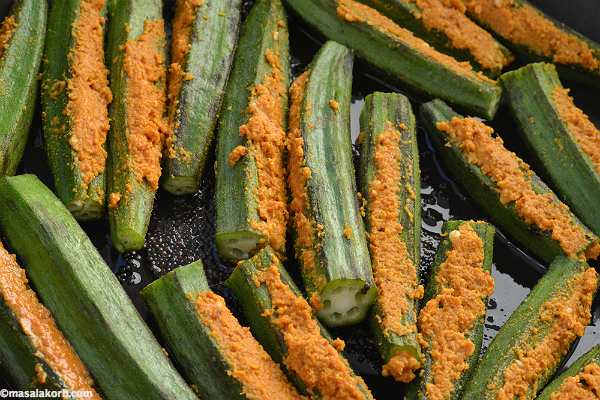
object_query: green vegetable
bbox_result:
[0,245,92,395]
[462,0,600,89]
[0,0,46,181]
[355,91,422,381]
[286,40,376,328]
[499,62,600,237]
[283,0,502,120]
[161,0,241,195]
[0,174,196,399]
[355,0,512,77]
[419,98,600,264]
[141,259,299,399]
[536,343,600,399]
[105,0,168,252]
[405,220,495,399]
[214,0,290,261]
[41,0,110,221]
[224,248,374,399]
[461,256,598,399]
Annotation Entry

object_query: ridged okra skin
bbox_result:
[0,329,70,393]
[355,91,422,382]
[355,0,513,78]
[405,220,495,400]
[0,174,196,400]
[283,0,502,120]
[462,0,600,89]
[500,62,600,237]
[141,260,292,399]
[224,248,374,399]
[41,0,110,221]
[286,40,377,328]
[161,0,242,195]
[0,0,46,180]
[214,0,290,261]
[420,99,600,264]
[536,343,600,399]
[0,308,66,392]
[461,256,598,399]
[106,0,168,252]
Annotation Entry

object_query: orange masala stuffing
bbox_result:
[496,267,597,400]
[437,116,600,260]
[195,291,306,400]
[0,242,101,398]
[462,0,598,71]
[550,363,600,399]
[108,192,121,208]
[552,85,600,176]
[336,0,495,83]
[242,47,289,258]
[256,257,374,400]
[368,120,423,383]
[411,0,512,71]
[123,20,169,191]
[67,0,113,188]
[0,13,16,60]
[418,223,494,400]
[286,70,324,307]
[165,0,203,159]
[228,145,246,166]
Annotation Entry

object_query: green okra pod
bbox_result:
[356,91,422,382]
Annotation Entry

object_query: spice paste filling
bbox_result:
[551,85,600,176]
[195,290,305,400]
[0,243,100,398]
[256,257,374,400]
[0,13,16,60]
[336,0,495,84]
[166,0,203,160]
[437,116,600,260]
[67,0,112,189]
[123,20,169,191]
[418,223,494,400]
[368,120,423,383]
[462,0,598,71]
[549,362,600,399]
[241,47,289,258]
[286,70,324,305]
[410,0,512,71]
[495,267,597,400]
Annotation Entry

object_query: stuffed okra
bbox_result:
[0,0,46,181]
[225,248,375,399]
[0,242,101,398]
[140,260,306,400]
[355,91,423,382]
[461,256,598,399]
[420,99,600,264]
[41,0,112,221]
[536,344,600,399]
[356,0,513,78]
[0,174,197,399]
[161,0,241,195]
[405,220,495,400]
[500,62,600,237]
[460,0,600,88]
[286,40,376,328]
[215,0,289,261]
[106,0,169,252]
[283,0,502,120]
